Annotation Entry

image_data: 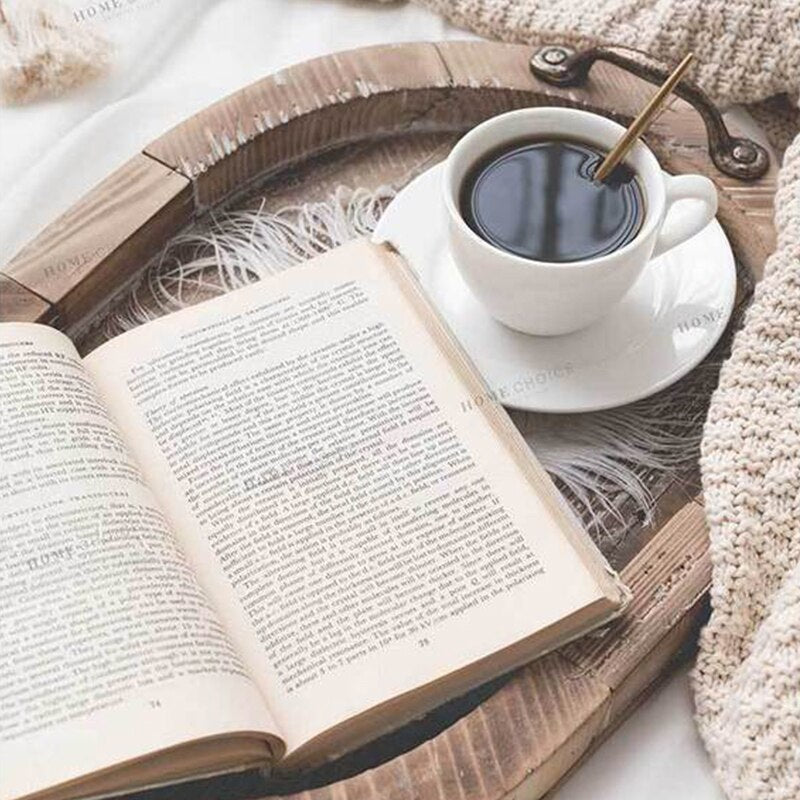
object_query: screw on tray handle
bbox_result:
[530,45,769,181]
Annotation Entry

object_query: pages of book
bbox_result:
[0,324,281,800]
[83,239,626,760]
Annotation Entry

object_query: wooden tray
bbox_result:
[0,41,778,800]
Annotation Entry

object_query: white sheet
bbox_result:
[0,2,723,797]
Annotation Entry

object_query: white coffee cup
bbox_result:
[442,107,718,336]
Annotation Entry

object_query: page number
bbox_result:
[148,699,162,709]
[418,638,430,648]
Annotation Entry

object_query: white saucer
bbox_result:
[373,163,735,413]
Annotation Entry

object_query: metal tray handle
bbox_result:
[530,44,769,181]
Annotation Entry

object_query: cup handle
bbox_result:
[652,174,718,259]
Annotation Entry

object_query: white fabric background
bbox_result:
[0,2,727,797]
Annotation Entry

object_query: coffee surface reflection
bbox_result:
[460,138,645,263]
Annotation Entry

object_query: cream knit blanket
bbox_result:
[415,1,800,797]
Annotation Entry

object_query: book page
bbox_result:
[0,324,281,800]
[84,239,616,755]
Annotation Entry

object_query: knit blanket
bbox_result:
[414,1,800,798]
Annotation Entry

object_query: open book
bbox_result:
[0,240,628,800]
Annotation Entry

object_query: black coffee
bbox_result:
[460,138,644,263]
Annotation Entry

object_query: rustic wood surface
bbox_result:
[0,274,57,324]
[0,40,777,800]
[2,154,192,332]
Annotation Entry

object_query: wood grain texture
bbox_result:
[273,652,610,800]
[145,43,451,209]
[0,40,773,800]
[0,275,57,324]
[3,154,192,332]
[563,501,710,719]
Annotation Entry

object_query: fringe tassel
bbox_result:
[103,187,394,333]
[104,185,712,547]
[0,0,112,104]
[511,374,712,542]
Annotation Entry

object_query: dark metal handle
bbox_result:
[530,45,769,181]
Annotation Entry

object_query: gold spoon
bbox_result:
[594,52,694,183]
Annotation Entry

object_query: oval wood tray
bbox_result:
[0,41,778,800]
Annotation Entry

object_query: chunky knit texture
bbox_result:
[415,1,800,797]
[418,0,800,107]
[696,136,800,799]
